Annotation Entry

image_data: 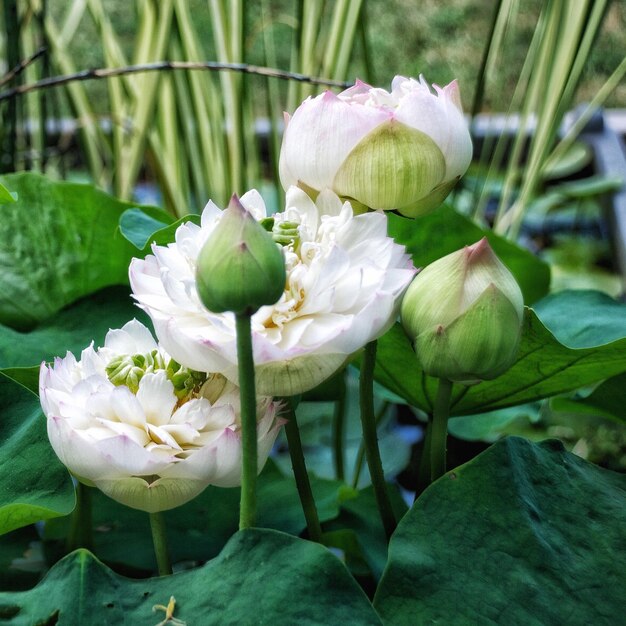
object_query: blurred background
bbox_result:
[1,0,624,219]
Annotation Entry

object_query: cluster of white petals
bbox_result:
[279,75,472,216]
[39,320,282,513]
[130,187,416,396]
[342,75,473,182]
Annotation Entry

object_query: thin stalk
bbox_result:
[329,0,363,80]
[235,312,258,530]
[38,1,49,172]
[283,401,323,543]
[43,14,111,187]
[357,1,373,84]
[174,0,228,206]
[209,0,244,194]
[470,0,505,121]
[430,378,454,482]
[414,416,433,500]
[331,383,347,481]
[66,481,93,552]
[149,511,172,576]
[118,0,173,200]
[549,55,626,167]
[261,0,284,209]
[359,341,396,540]
[2,0,20,172]
[351,400,389,489]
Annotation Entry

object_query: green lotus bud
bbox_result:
[400,238,524,384]
[106,349,167,393]
[196,195,286,315]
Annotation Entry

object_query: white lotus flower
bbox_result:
[39,320,283,513]
[129,187,416,396]
[279,75,473,217]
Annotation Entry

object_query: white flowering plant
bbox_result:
[0,68,623,624]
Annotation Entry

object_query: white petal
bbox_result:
[279,91,388,192]
[240,189,269,220]
[109,386,147,430]
[136,372,177,427]
[105,319,157,355]
[47,416,122,482]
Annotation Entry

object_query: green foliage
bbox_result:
[0,376,74,536]
[119,207,201,252]
[375,290,626,416]
[0,181,17,203]
[43,462,344,574]
[0,287,149,393]
[117,206,175,249]
[532,289,626,348]
[388,207,550,304]
[374,437,626,625]
[0,173,143,330]
[552,372,626,425]
[0,531,382,625]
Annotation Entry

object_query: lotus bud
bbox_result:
[279,75,472,216]
[400,238,524,384]
[196,194,286,315]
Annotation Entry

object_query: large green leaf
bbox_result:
[45,462,344,574]
[0,531,382,625]
[448,403,542,442]
[376,291,626,416]
[0,180,17,203]
[374,437,626,625]
[551,372,626,424]
[0,375,74,536]
[532,289,626,348]
[0,286,149,393]
[118,207,199,253]
[118,206,174,249]
[388,207,550,304]
[0,172,144,330]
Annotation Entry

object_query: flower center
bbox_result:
[106,350,166,393]
[258,245,309,334]
[106,351,206,400]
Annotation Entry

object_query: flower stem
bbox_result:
[283,401,323,543]
[352,401,389,489]
[235,312,258,530]
[431,378,454,482]
[66,481,93,552]
[332,385,347,481]
[359,340,396,540]
[414,417,433,501]
[149,512,172,576]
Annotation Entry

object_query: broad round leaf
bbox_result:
[0,173,144,330]
[0,375,74,535]
[0,531,382,625]
[374,437,626,625]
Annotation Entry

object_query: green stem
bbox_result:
[66,481,93,552]
[413,416,433,501]
[149,511,172,576]
[332,385,347,481]
[351,401,389,489]
[284,402,323,543]
[235,312,258,530]
[431,378,454,482]
[359,341,396,540]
